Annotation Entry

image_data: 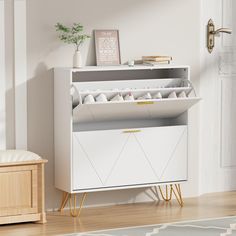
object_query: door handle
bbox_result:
[212,28,232,35]
[207,19,232,53]
[136,101,154,105]
[123,130,141,133]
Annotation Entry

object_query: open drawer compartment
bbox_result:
[72,78,195,105]
[73,97,200,123]
[72,77,200,123]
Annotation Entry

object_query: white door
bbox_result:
[200,0,236,193]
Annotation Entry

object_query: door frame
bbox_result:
[1,0,28,150]
[14,0,27,149]
[0,0,6,149]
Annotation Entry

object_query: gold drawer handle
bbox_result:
[137,101,154,105]
[123,130,141,133]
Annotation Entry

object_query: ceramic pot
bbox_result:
[73,50,82,68]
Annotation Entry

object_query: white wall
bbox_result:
[2,0,201,210]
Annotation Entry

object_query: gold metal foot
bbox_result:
[171,184,184,207]
[158,185,173,201]
[157,184,183,207]
[69,192,87,217]
[58,191,87,217]
[58,192,69,212]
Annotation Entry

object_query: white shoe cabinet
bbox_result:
[54,65,200,194]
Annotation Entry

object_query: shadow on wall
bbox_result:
[86,31,96,66]
[27,62,61,209]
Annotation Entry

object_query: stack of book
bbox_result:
[142,56,172,66]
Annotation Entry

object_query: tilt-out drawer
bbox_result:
[72,125,187,191]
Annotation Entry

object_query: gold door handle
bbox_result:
[207,19,232,53]
[137,101,154,105]
[212,28,232,35]
[123,130,141,133]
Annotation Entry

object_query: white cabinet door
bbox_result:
[72,125,187,191]
[73,134,103,190]
[135,126,187,183]
[73,129,132,189]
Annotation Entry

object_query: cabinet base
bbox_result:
[58,184,183,217]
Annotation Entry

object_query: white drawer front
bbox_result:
[73,98,200,123]
[72,126,187,191]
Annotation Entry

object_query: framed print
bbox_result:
[94,30,121,66]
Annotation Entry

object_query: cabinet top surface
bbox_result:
[55,64,190,72]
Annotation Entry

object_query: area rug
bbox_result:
[65,216,236,236]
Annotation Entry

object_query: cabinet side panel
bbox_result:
[54,69,72,193]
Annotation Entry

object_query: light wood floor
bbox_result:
[0,191,236,236]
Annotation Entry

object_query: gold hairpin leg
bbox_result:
[157,184,183,207]
[58,191,87,216]
[58,192,69,212]
[158,185,173,201]
[69,192,87,217]
[172,184,184,207]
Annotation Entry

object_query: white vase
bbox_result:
[73,50,82,68]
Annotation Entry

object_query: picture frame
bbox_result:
[94,30,121,66]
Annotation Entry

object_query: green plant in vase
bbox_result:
[55,23,90,68]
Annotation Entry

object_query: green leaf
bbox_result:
[55,22,90,48]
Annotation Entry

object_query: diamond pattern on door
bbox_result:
[105,134,158,186]
[134,126,187,181]
[73,126,188,190]
[73,135,103,190]
[160,129,187,181]
[74,130,130,185]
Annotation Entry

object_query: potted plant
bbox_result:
[55,23,90,68]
